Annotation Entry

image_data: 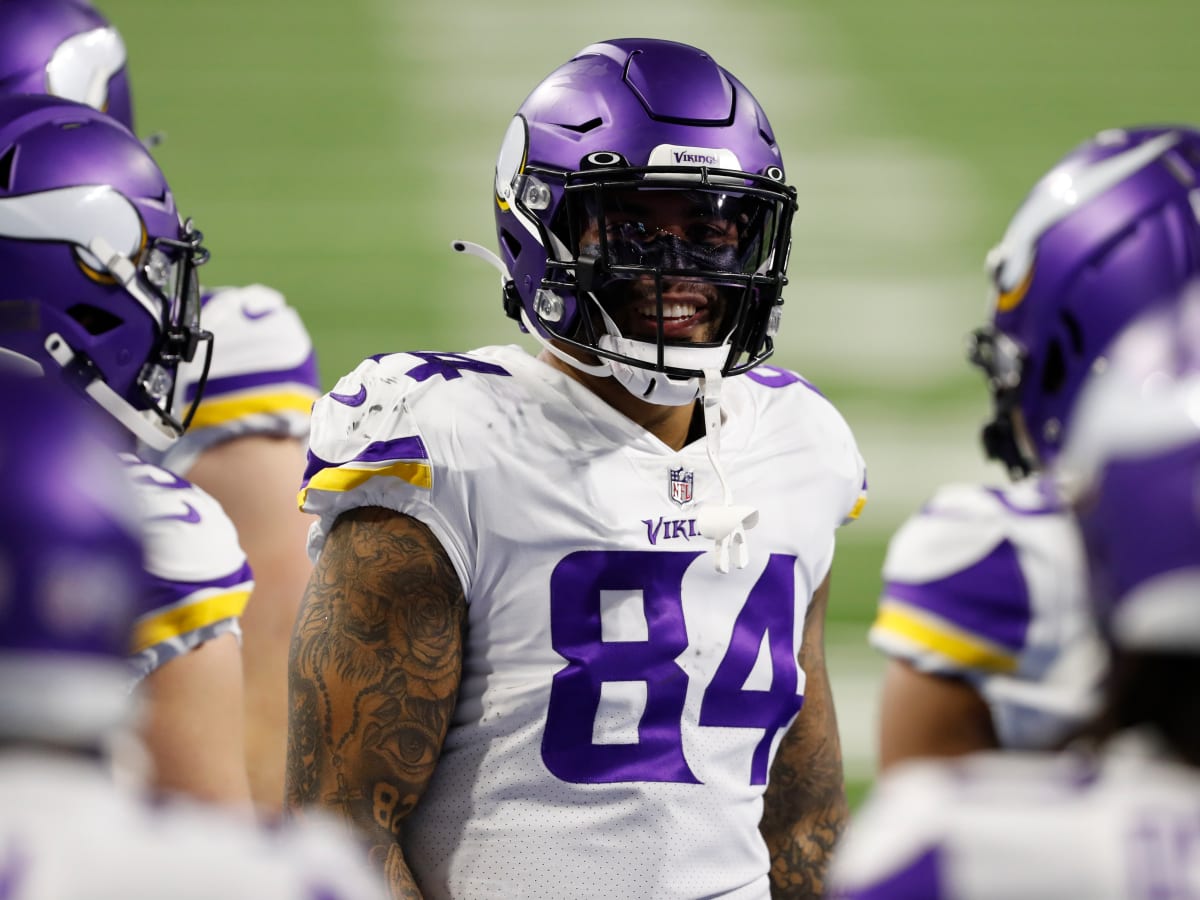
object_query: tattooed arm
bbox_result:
[760,572,848,900]
[285,506,466,900]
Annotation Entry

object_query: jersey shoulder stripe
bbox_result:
[120,454,252,676]
[875,536,1029,670]
[132,562,253,654]
[300,435,432,506]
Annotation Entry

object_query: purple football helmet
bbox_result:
[0,369,145,744]
[1063,287,1200,650]
[969,126,1200,477]
[0,0,133,129]
[0,94,211,450]
[490,38,796,404]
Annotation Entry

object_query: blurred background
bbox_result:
[103,0,1199,791]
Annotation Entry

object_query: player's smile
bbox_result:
[627,280,723,342]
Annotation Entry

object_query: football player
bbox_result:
[287,38,867,900]
[0,93,254,807]
[870,126,1200,766]
[830,286,1200,900]
[0,371,387,899]
[0,0,323,811]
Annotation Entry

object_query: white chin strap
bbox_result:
[43,332,177,450]
[592,301,732,407]
[451,238,756,572]
[695,368,759,573]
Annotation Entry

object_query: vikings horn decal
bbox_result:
[987,131,1182,303]
[45,27,127,112]
[0,185,143,270]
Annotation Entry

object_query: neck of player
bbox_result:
[538,348,701,451]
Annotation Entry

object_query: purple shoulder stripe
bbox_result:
[184,350,320,403]
[146,562,253,600]
[883,539,1031,653]
[301,435,430,485]
[833,847,943,900]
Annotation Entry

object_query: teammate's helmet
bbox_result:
[0,370,145,745]
[0,0,133,130]
[493,38,797,402]
[0,94,210,450]
[969,126,1200,477]
[1062,285,1200,651]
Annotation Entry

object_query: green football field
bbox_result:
[104,0,1200,788]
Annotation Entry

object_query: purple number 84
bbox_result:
[541,550,805,786]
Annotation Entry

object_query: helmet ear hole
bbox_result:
[1041,339,1067,395]
[500,228,522,261]
[67,304,123,336]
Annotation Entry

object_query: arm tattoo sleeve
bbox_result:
[760,575,849,900]
[286,506,467,899]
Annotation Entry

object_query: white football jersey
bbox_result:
[121,453,252,681]
[0,752,386,899]
[829,732,1200,900]
[870,478,1106,748]
[150,284,321,475]
[302,345,867,900]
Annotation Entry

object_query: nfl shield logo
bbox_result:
[669,466,694,506]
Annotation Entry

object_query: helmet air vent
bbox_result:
[1041,339,1067,395]
[500,228,522,261]
[0,146,14,191]
[555,117,603,134]
[1061,309,1085,354]
[67,303,122,336]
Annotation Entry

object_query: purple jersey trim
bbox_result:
[982,484,1066,516]
[833,846,943,900]
[882,539,1031,653]
[184,350,320,403]
[145,561,254,606]
[301,435,430,486]
[745,364,826,397]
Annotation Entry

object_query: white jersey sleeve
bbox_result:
[869,478,1105,748]
[149,284,321,475]
[303,347,865,900]
[0,755,388,899]
[830,735,1200,900]
[122,453,253,681]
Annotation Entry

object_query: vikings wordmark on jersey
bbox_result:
[301,344,866,900]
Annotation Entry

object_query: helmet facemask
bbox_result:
[968,324,1038,478]
[133,218,213,434]
[520,165,794,402]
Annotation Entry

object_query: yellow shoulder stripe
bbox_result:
[872,602,1018,673]
[131,588,251,654]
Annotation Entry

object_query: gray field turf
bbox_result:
[103,0,1200,787]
